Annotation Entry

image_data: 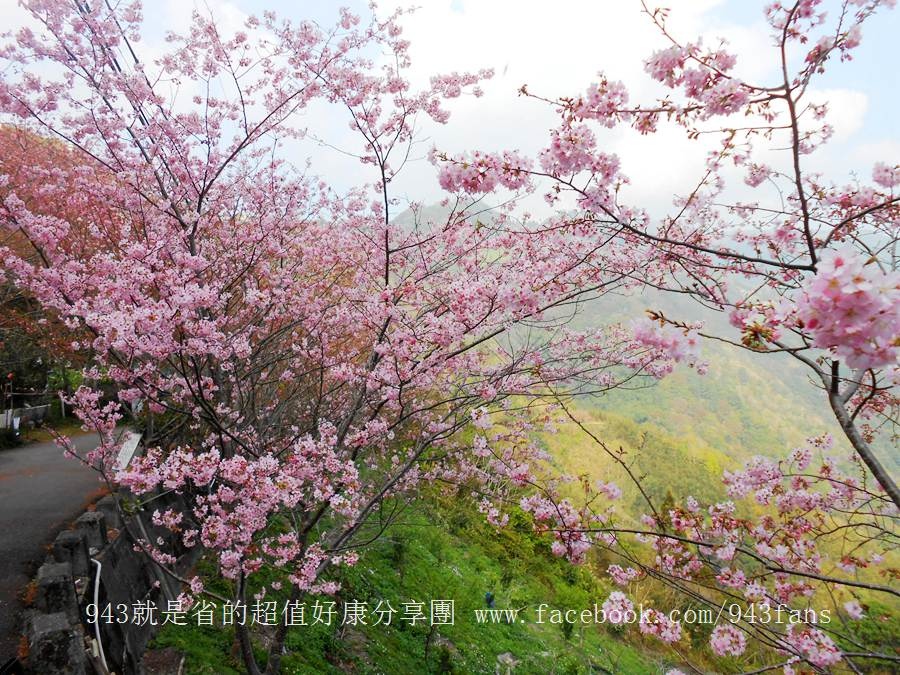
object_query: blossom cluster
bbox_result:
[435,150,532,194]
[629,317,707,377]
[796,249,900,369]
[644,42,750,119]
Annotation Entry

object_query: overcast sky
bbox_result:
[3,0,898,217]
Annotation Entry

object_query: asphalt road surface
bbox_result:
[0,433,102,660]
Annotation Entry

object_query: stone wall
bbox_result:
[22,492,199,675]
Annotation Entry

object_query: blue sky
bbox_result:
[715,0,899,146]
[3,0,897,213]
[155,0,896,144]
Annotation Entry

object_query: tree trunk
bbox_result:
[236,575,263,675]
[829,391,900,511]
[264,586,301,675]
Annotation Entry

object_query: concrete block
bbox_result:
[93,495,123,529]
[75,511,108,551]
[35,562,79,624]
[26,612,86,675]
[51,530,90,577]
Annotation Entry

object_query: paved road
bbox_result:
[0,433,102,660]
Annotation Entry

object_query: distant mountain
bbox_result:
[568,285,900,475]
[390,204,893,471]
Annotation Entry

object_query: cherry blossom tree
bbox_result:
[439,0,898,505]
[435,0,898,671]
[0,126,100,392]
[0,1,691,672]
[1,0,897,672]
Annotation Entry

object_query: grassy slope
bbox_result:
[538,408,729,512]
[154,496,686,674]
[152,405,896,674]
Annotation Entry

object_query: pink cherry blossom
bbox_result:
[796,249,900,369]
[784,625,842,668]
[601,591,634,625]
[872,162,900,188]
[639,608,682,643]
[710,623,747,656]
[843,599,865,619]
[607,564,639,586]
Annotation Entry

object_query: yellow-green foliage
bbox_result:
[538,408,731,510]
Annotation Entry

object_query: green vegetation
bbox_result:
[154,497,684,674]
[584,339,842,465]
[567,289,847,466]
[538,408,730,512]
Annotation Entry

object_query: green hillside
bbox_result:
[537,408,730,513]
[152,407,896,674]
[566,289,846,464]
[153,495,681,674]
[583,339,841,462]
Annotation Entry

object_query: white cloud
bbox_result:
[853,139,900,166]
[806,88,869,142]
[1,0,891,219]
[356,0,778,213]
